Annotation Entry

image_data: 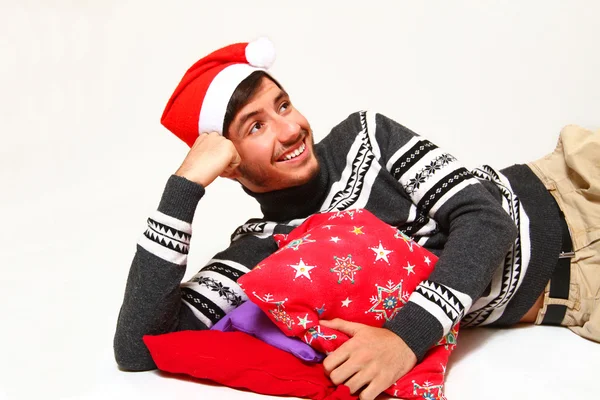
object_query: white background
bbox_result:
[1,1,599,399]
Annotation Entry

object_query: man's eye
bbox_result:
[279,102,290,112]
[250,122,262,134]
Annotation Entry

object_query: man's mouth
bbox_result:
[277,140,307,162]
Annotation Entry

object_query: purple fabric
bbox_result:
[211,301,325,363]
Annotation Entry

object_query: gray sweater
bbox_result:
[114,111,561,371]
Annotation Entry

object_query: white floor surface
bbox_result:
[2,1,599,399]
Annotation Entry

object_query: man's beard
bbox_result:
[237,162,272,189]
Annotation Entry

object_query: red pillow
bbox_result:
[238,209,438,352]
[238,209,458,399]
[143,330,356,400]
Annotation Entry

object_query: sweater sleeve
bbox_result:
[113,175,278,371]
[372,113,518,361]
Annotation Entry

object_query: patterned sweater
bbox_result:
[114,111,562,371]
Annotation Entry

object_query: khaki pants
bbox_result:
[528,125,600,343]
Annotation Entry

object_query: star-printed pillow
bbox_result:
[238,209,458,399]
[238,208,438,354]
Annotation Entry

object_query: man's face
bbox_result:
[227,78,320,193]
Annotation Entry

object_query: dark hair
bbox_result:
[222,70,283,137]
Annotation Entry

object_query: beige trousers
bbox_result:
[528,125,600,343]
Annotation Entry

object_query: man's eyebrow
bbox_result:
[273,89,288,106]
[236,109,261,135]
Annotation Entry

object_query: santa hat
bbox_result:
[161,38,276,147]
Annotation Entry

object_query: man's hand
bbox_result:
[175,132,241,187]
[320,318,417,400]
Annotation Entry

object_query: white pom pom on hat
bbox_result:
[160,37,278,146]
[245,37,276,69]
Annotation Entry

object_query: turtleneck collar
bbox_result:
[241,152,329,222]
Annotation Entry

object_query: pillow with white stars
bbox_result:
[238,208,439,355]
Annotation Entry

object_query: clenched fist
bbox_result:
[175,132,242,188]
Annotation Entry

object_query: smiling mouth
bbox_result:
[277,140,307,162]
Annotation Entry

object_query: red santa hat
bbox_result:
[161,38,276,147]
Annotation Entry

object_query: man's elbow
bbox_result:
[114,333,157,372]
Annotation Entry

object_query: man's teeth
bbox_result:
[283,143,306,161]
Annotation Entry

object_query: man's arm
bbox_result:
[114,132,259,371]
[373,113,517,358]
[113,175,277,371]
[322,112,517,399]
[114,175,206,371]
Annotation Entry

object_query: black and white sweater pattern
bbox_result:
[114,111,561,371]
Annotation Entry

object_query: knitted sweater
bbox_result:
[114,111,562,371]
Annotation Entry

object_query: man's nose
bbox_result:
[274,115,301,144]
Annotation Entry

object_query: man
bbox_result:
[114,38,599,399]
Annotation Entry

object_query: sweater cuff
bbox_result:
[383,302,444,362]
[157,175,205,223]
